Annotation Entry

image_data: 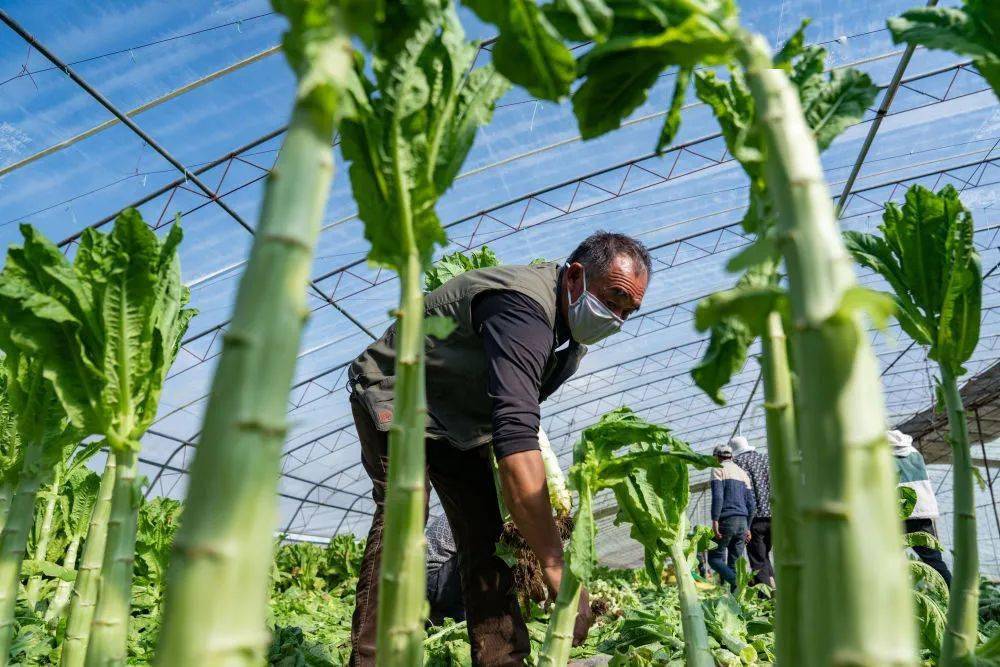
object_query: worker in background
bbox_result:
[425,514,464,625]
[730,435,774,587]
[347,232,652,666]
[888,429,953,586]
[708,443,755,591]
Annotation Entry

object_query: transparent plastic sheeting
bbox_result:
[0,0,999,572]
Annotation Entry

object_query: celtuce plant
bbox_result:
[0,354,77,662]
[475,1,918,663]
[338,3,508,661]
[0,209,194,666]
[155,2,356,665]
[611,421,718,667]
[424,245,500,292]
[689,26,877,665]
[538,408,716,666]
[845,184,983,666]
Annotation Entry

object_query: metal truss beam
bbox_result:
[0,11,376,341]
[836,0,940,213]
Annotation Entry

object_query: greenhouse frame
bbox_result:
[1,0,1000,664]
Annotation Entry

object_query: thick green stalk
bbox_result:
[939,365,978,665]
[0,482,12,536]
[0,444,48,661]
[155,101,341,664]
[739,38,917,665]
[45,535,80,626]
[668,514,712,667]
[760,311,803,666]
[536,566,582,667]
[375,250,428,666]
[85,450,140,666]
[61,454,115,667]
[25,470,61,608]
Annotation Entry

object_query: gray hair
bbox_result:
[567,231,652,280]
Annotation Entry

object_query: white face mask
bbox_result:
[566,267,624,344]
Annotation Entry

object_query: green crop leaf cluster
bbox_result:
[688,26,877,406]
[424,245,501,291]
[694,21,877,236]
[567,408,716,584]
[465,0,576,100]
[466,0,740,150]
[889,0,1000,98]
[845,184,981,377]
[0,210,194,450]
[340,4,510,271]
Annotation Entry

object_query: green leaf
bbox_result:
[424,246,501,291]
[904,530,944,552]
[690,317,752,406]
[889,1,1000,99]
[423,316,457,340]
[840,287,896,331]
[571,0,739,140]
[846,184,981,375]
[465,0,576,100]
[341,6,508,271]
[898,485,918,519]
[799,65,878,151]
[693,285,786,335]
[0,210,194,451]
[542,0,613,41]
[566,407,717,587]
[573,47,670,139]
[725,234,779,273]
[655,67,691,153]
[494,540,518,568]
[774,19,810,67]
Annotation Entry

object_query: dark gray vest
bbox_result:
[348,262,586,449]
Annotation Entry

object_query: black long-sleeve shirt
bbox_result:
[471,290,569,459]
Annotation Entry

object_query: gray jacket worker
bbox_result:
[346,232,652,666]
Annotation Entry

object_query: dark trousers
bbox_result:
[708,515,748,589]
[428,554,466,625]
[746,517,774,587]
[905,518,953,587]
[349,398,529,667]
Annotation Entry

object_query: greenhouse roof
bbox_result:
[1,0,999,571]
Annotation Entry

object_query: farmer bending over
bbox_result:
[346,232,651,666]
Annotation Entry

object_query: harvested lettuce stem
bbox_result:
[939,365,979,666]
[536,567,582,667]
[668,514,712,667]
[738,34,918,666]
[0,443,49,661]
[375,251,429,666]
[85,449,140,667]
[154,33,347,661]
[61,454,115,667]
[760,311,803,666]
[25,469,60,608]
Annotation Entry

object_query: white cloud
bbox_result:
[0,122,31,163]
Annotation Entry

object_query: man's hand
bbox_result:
[712,520,722,541]
[744,529,752,543]
[498,450,565,576]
